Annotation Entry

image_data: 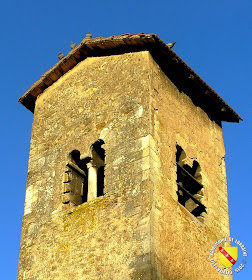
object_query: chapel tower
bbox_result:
[18,33,241,280]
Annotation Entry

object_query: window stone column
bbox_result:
[87,161,98,201]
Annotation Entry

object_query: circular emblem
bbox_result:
[209,237,247,275]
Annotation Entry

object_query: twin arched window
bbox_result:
[62,140,105,208]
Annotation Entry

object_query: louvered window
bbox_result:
[176,145,207,221]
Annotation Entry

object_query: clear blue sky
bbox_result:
[0,0,251,279]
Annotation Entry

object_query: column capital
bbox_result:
[87,161,98,169]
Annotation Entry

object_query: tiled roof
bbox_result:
[19,33,242,122]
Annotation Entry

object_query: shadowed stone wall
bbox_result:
[148,55,231,280]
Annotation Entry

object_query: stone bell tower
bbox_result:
[18,33,241,280]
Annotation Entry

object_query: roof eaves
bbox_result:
[18,33,242,123]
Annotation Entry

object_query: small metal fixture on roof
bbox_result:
[70,41,76,49]
[167,41,176,48]
[86,31,92,39]
[58,52,64,60]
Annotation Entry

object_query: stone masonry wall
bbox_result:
[18,51,155,280]
[18,50,232,280]
[147,54,231,279]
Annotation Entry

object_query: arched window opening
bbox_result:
[176,145,206,221]
[62,140,105,208]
